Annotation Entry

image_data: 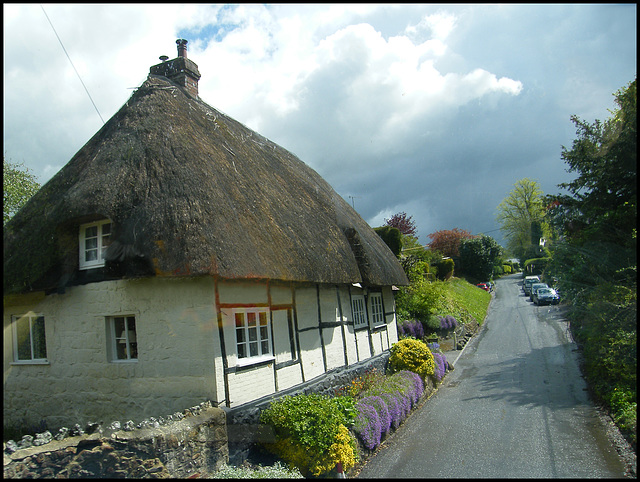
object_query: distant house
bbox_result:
[3,39,408,430]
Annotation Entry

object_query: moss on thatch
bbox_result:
[4,75,408,294]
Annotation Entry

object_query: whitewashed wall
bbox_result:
[4,278,399,429]
[3,278,219,430]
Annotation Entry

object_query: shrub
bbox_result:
[354,371,425,450]
[334,368,385,398]
[438,314,458,330]
[259,394,358,476]
[436,258,455,280]
[388,338,435,379]
[398,319,424,340]
[424,314,442,332]
[354,399,383,450]
[432,352,447,382]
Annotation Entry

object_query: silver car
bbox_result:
[529,283,549,302]
[534,287,560,305]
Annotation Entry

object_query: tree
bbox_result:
[458,234,503,281]
[544,78,636,436]
[3,158,40,225]
[427,228,475,258]
[374,225,402,257]
[495,178,549,262]
[384,212,417,237]
[545,78,636,248]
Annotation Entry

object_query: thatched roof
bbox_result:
[4,71,408,295]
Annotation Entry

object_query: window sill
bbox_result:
[109,359,138,364]
[11,360,50,366]
[235,355,275,369]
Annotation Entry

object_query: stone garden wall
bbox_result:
[3,402,227,479]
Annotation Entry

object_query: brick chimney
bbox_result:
[149,39,201,97]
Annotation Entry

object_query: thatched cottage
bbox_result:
[3,40,408,430]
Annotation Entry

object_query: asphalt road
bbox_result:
[356,274,627,478]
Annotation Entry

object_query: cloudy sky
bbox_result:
[3,4,636,248]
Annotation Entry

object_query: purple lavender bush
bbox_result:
[397,370,424,406]
[398,320,424,340]
[439,314,458,330]
[354,400,382,450]
[432,352,447,382]
[361,395,391,434]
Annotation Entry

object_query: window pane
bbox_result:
[15,317,32,361]
[101,222,111,236]
[85,226,98,238]
[247,312,256,326]
[125,318,137,359]
[259,311,268,325]
[238,344,246,358]
[32,316,47,359]
[261,340,269,354]
[236,327,245,343]
[85,249,98,262]
[114,317,127,359]
[235,313,245,327]
[249,341,258,357]
[248,326,257,341]
[85,237,98,250]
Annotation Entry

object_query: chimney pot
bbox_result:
[176,39,188,59]
[159,55,169,62]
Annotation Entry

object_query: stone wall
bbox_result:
[3,404,228,479]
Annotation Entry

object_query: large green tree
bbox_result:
[3,158,40,225]
[544,78,636,442]
[496,178,549,261]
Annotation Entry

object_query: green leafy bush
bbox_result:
[259,394,357,476]
[388,338,435,379]
[424,314,442,332]
[436,258,455,280]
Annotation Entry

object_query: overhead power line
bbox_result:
[41,5,105,124]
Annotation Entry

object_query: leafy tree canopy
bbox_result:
[374,225,402,257]
[384,212,417,237]
[427,228,475,258]
[3,157,40,226]
[496,178,550,262]
[545,78,636,248]
[458,234,503,281]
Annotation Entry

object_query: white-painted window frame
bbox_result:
[369,292,385,327]
[351,295,367,328]
[11,313,48,363]
[79,219,112,269]
[107,315,138,362]
[233,307,273,366]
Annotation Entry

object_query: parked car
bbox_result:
[534,287,560,305]
[529,282,549,302]
[523,276,540,295]
[477,282,491,292]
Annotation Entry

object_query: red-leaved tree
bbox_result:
[427,228,476,258]
[384,212,417,237]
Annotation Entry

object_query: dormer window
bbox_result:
[79,220,112,269]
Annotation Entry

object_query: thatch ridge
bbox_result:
[4,75,408,294]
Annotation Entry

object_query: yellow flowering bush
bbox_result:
[266,424,356,476]
[388,338,435,379]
